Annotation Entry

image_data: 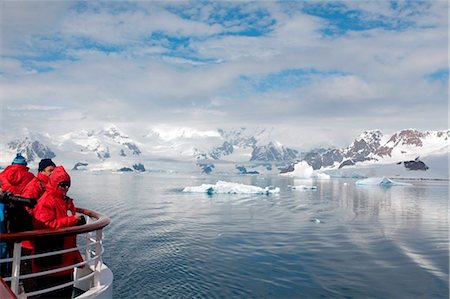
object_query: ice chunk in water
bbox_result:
[355,177,412,186]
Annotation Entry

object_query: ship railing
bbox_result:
[0,207,110,299]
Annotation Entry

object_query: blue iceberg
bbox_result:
[355,177,412,186]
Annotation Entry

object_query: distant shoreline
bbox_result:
[388,177,449,182]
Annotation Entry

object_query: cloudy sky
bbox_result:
[1,1,448,149]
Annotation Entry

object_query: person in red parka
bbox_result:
[32,165,85,298]
[22,158,56,204]
[20,158,56,295]
[0,153,35,276]
[0,153,35,195]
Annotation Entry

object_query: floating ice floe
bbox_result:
[290,185,318,190]
[182,180,280,194]
[355,177,412,186]
[311,218,323,224]
[281,161,330,179]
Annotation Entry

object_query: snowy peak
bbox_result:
[58,126,142,161]
[377,129,449,158]
[341,129,385,164]
[352,130,384,150]
[218,128,259,148]
[386,129,425,147]
[197,128,298,162]
[251,141,298,162]
[7,137,56,162]
[101,125,141,156]
[301,129,449,170]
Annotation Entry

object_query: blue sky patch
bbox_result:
[426,68,449,83]
[167,2,276,37]
[302,2,418,36]
[240,68,349,93]
[71,1,139,15]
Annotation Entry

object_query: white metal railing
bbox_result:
[0,208,110,298]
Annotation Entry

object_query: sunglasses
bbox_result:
[58,181,71,188]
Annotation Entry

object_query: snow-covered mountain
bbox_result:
[7,137,56,162]
[193,128,298,163]
[56,125,142,160]
[1,126,448,177]
[2,125,145,172]
[300,129,449,170]
[1,125,298,173]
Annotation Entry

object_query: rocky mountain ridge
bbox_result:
[301,129,449,170]
[2,126,299,172]
[2,127,448,174]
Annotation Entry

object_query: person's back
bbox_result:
[0,154,35,233]
[0,154,35,195]
[0,154,35,276]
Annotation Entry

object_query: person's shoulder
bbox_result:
[0,165,14,176]
[22,177,40,193]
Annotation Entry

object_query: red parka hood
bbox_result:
[47,166,71,196]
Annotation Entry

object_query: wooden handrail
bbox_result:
[0,207,110,242]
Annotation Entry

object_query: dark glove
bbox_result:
[77,215,87,226]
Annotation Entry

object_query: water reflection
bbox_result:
[69,172,448,299]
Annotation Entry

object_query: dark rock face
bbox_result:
[198,163,215,174]
[31,141,56,159]
[124,142,141,156]
[303,149,343,170]
[197,128,299,163]
[236,165,259,175]
[303,152,322,170]
[96,148,110,160]
[322,149,343,167]
[299,129,443,170]
[210,141,234,159]
[117,163,145,172]
[388,129,425,147]
[132,163,146,172]
[348,139,372,162]
[8,138,56,162]
[279,163,295,174]
[403,158,429,171]
[344,130,383,163]
[72,162,88,170]
[338,159,355,168]
[251,142,298,162]
[102,126,141,156]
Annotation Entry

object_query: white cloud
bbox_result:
[0,1,447,149]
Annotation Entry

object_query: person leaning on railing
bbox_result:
[31,165,85,299]
[20,158,56,295]
[0,153,35,277]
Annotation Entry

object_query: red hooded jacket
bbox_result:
[32,166,82,276]
[21,172,50,249]
[22,172,49,202]
[0,164,35,195]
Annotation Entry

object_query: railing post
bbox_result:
[84,233,91,265]
[10,242,22,295]
[93,229,103,287]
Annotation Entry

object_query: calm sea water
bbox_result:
[69,171,449,299]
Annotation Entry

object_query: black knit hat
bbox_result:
[38,158,56,172]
